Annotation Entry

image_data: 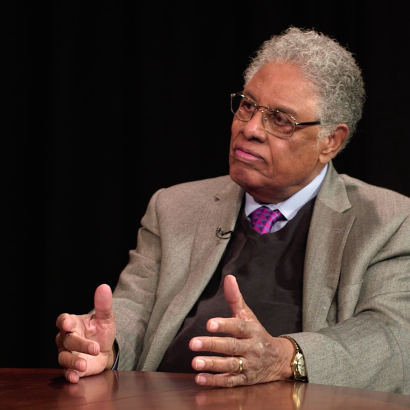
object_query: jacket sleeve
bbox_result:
[111,188,164,370]
[291,214,410,394]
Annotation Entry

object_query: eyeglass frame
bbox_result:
[230,93,321,138]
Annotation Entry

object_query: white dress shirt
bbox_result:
[245,164,328,233]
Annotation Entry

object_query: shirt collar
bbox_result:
[245,163,328,221]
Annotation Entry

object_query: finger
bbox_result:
[64,368,81,384]
[190,335,245,356]
[58,350,87,373]
[62,332,100,356]
[195,372,245,388]
[94,284,114,321]
[224,275,258,322]
[205,317,256,338]
[192,355,245,375]
[56,313,79,333]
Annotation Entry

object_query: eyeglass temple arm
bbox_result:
[295,120,321,126]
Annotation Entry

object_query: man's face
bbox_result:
[229,61,334,204]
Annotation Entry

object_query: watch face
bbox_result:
[295,353,306,377]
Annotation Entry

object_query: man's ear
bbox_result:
[319,123,349,164]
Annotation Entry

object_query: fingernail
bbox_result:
[75,359,85,372]
[195,358,206,370]
[191,339,203,350]
[209,320,219,331]
[196,375,207,385]
[88,344,95,355]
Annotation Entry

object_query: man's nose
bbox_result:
[242,109,267,141]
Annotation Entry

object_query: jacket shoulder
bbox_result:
[340,174,410,209]
[155,175,237,203]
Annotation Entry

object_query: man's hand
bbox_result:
[189,275,295,387]
[55,284,116,383]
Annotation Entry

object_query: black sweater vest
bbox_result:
[157,198,315,373]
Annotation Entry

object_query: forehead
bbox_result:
[243,62,319,116]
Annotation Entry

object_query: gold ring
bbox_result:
[233,357,243,375]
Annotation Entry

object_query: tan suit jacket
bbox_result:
[112,162,410,394]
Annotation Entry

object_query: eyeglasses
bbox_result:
[230,93,321,139]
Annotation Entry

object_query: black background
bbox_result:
[2,2,409,369]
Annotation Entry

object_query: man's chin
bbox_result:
[230,165,258,185]
[229,168,260,195]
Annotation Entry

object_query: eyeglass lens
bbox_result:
[231,94,295,138]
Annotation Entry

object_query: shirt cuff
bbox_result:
[110,339,120,370]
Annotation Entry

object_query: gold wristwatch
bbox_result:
[280,335,307,382]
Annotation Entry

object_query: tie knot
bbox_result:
[250,206,285,234]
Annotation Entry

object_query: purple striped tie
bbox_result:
[250,206,285,234]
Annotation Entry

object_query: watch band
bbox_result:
[279,335,308,382]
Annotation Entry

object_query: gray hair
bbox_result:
[244,27,365,148]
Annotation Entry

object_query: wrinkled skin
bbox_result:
[190,275,294,387]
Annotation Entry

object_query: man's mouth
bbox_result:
[234,147,262,162]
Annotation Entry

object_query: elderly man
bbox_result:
[56,27,410,394]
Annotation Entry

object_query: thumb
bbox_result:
[94,284,114,320]
[224,275,258,322]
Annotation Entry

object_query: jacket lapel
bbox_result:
[303,163,355,331]
[142,179,244,370]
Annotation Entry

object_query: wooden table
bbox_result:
[1,368,410,409]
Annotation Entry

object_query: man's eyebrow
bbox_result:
[243,91,298,117]
[242,91,257,101]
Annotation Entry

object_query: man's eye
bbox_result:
[272,111,292,126]
[241,100,254,112]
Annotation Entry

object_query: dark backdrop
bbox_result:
[2,2,409,369]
